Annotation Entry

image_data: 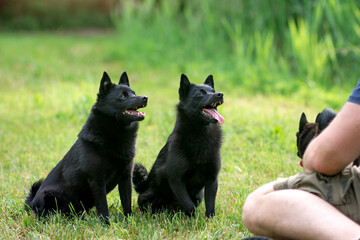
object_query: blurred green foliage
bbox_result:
[111,0,360,93]
[1,0,360,93]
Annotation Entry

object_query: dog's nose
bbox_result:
[216,92,223,98]
[142,96,148,103]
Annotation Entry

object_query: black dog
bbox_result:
[25,72,147,224]
[296,108,336,161]
[132,74,224,217]
[296,108,359,167]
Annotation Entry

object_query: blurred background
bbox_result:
[1,0,360,94]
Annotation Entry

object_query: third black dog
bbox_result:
[296,108,359,167]
[296,108,337,160]
[25,71,147,224]
[132,74,224,217]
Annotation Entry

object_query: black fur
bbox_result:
[132,74,224,217]
[132,163,149,193]
[25,71,148,224]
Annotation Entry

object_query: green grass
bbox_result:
[0,31,356,239]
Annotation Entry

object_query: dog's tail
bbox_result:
[25,179,44,206]
[132,163,149,194]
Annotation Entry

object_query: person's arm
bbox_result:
[303,102,360,175]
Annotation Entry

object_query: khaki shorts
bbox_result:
[274,165,360,223]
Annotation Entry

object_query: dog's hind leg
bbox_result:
[28,196,47,217]
[28,189,63,217]
[137,190,156,212]
[168,179,196,216]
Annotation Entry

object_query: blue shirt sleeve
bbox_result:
[347,79,360,104]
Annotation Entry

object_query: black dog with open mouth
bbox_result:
[25,72,147,224]
[133,74,224,217]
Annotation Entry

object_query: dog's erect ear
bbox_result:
[99,71,112,95]
[315,112,324,130]
[316,108,337,131]
[119,71,130,87]
[299,112,308,132]
[179,74,191,99]
[204,75,214,89]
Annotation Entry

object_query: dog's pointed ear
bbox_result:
[204,75,214,89]
[316,108,337,131]
[99,71,112,96]
[299,112,308,132]
[315,112,323,129]
[119,71,130,87]
[179,74,190,99]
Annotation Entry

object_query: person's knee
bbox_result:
[242,182,276,232]
[242,191,258,230]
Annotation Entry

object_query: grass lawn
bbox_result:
[0,32,354,239]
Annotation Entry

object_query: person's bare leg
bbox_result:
[242,181,360,240]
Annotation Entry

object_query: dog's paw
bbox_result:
[100,216,110,226]
[123,210,132,218]
[205,211,215,218]
[183,205,196,217]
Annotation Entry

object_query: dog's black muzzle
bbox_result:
[141,96,148,107]
[209,92,224,107]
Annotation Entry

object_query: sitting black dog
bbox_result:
[132,74,224,217]
[25,72,147,224]
[296,108,359,167]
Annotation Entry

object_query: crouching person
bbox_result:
[243,80,360,240]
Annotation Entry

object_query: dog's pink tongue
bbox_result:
[128,110,146,117]
[202,108,225,124]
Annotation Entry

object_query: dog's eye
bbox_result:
[121,92,128,98]
[197,90,206,97]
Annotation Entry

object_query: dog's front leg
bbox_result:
[204,178,218,218]
[88,179,109,225]
[118,168,132,217]
[168,177,195,216]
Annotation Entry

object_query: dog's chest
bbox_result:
[183,163,217,189]
[105,170,121,187]
[105,132,136,160]
[182,131,220,162]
